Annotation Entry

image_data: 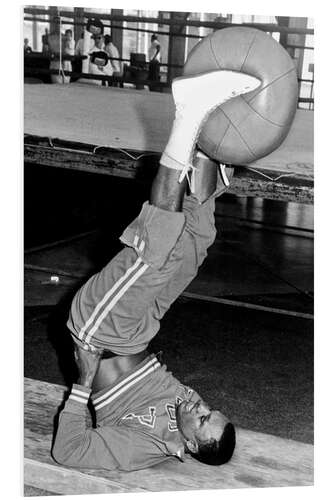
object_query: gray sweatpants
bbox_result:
[67,191,218,355]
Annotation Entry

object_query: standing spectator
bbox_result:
[104,34,121,77]
[148,34,161,91]
[64,29,75,56]
[88,34,113,86]
[42,28,49,55]
[62,29,75,82]
[24,38,32,54]
[75,17,105,84]
[75,32,94,59]
[148,34,161,63]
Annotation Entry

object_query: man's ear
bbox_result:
[186,439,199,454]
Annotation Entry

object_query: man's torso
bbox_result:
[91,354,201,464]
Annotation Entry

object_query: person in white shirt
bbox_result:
[75,32,94,59]
[148,34,161,63]
[75,17,104,78]
[61,29,75,82]
[104,34,121,76]
[88,34,113,86]
[148,34,161,91]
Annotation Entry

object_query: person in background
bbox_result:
[42,28,49,55]
[64,29,75,56]
[148,33,161,91]
[104,34,121,77]
[75,17,107,85]
[75,31,94,58]
[24,38,32,54]
[88,34,113,86]
[62,29,75,82]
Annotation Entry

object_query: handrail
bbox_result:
[23,16,211,41]
[24,54,315,82]
[24,66,171,88]
[23,7,314,36]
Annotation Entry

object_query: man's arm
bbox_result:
[52,382,135,470]
[52,346,165,471]
[52,346,110,468]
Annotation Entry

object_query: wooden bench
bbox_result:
[24,377,314,495]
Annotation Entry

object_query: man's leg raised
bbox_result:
[67,71,260,355]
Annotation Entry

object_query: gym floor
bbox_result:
[24,164,313,446]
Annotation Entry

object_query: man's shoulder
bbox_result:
[107,43,119,55]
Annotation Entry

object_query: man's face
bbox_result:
[89,24,101,36]
[176,399,228,449]
[94,35,104,49]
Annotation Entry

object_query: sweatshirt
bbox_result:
[52,354,201,471]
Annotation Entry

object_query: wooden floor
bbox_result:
[24,377,313,495]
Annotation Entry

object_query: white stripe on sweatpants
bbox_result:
[78,257,144,341]
[84,261,149,344]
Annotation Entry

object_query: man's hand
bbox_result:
[74,344,103,388]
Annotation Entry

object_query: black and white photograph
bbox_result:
[19,1,318,497]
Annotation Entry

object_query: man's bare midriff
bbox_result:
[92,350,149,392]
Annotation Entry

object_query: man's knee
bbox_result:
[120,202,186,269]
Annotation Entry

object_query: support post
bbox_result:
[73,7,85,45]
[110,9,123,57]
[32,8,38,50]
[167,12,189,83]
[276,16,290,51]
[48,6,60,34]
[286,17,308,80]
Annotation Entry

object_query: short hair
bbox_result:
[151,34,158,41]
[192,422,236,466]
[65,29,72,36]
[87,17,104,35]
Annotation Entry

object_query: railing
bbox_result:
[23,7,314,109]
[23,8,314,35]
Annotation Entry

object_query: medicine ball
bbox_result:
[183,27,298,164]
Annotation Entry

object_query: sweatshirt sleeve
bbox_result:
[52,384,170,471]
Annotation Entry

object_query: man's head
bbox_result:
[52,15,61,27]
[151,34,158,42]
[93,34,104,49]
[87,17,104,36]
[65,29,72,41]
[24,38,29,46]
[176,399,236,465]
